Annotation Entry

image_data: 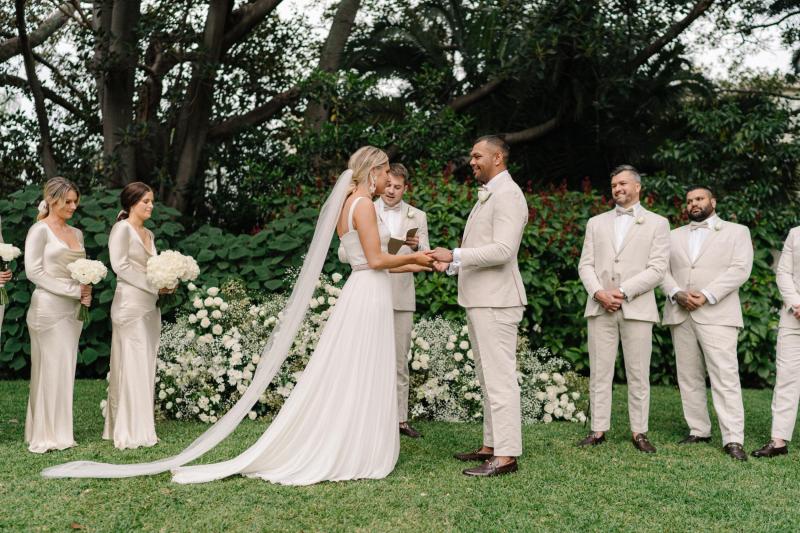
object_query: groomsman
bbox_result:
[375,163,430,438]
[753,226,800,458]
[432,135,528,477]
[661,186,752,461]
[577,165,670,453]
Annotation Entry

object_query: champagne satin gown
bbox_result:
[172,197,399,485]
[103,220,160,449]
[24,221,85,453]
[0,215,5,344]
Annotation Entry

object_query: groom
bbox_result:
[432,135,528,477]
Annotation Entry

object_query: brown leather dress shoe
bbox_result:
[632,433,656,453]
[577,433,606,447]
[751,441,788,458]
[723,442,748,461]
[463,458,518,477]
[678,435,712,445]
[399,423,422,438]
[454,448,493,462]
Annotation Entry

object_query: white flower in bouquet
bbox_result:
[212,324,223,335]
[445,342,455,351]
[219,302,229,311]
[453,352,463,362]
[193,298,204,309]
[211,310,222,319]
[67,258,108,322]
[204,296,214,307]
[197,309,208,319]
[188,314,198,323]
[146,250,200,306]
[200,317,211,328]
[459,341,470,350]
[187,282,197,291]
[213,296,223,306]
[0,242,22,305]
[207,287,220,297]
[332,272,343,283]
[248,411,258,420]
[543,414,553,424]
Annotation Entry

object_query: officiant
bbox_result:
[376,163,430,438]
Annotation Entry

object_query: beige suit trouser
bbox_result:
[587,312,652,434]
[671,317,745,445]
[393,310,413,423]
[466,306,523,457]
[771,328,800,441]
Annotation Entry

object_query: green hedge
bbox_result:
[0,177,795,387]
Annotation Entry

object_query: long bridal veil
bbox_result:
[42,169,354,479]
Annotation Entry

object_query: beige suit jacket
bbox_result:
[374,200,430,311]
[578,207,670,322]
[777,226,800,329]
[457,172,528,309]
[661,220,753,328]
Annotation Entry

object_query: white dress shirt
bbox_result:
[447,170,510,275]
[669,214,719,305]
[613,202,642,251]
[376,198,404,238]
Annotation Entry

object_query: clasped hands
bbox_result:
[594,289,626,313]
[429,247,454,273]
[674,290,708,311]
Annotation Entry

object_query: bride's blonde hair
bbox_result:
[37,176,81,221]
[347,146,388,194]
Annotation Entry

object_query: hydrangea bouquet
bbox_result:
[146,250,200,307]
[66,258,108,322]
[0,243,21,305]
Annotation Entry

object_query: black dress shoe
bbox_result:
[678,435,712,445]
[399,423,422,438]
[454,448,493,462]
[632,433,656,453]
[751,441,788,458]
[723,442,748,461]
[577,433,606,447]
[463,458,518,477]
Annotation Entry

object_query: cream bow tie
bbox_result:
[383,203,402,212]
[615,206,634,217]
[690,221,709,231]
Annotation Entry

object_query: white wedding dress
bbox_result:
[171,197,399,485]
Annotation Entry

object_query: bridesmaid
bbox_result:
[25,177,92,453]
[0,214,13,343]
[103,182,165,449]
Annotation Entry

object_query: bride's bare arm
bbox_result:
[352,200,434,271]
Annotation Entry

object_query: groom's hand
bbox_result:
[431,247,453,263]
[433,261,449,273]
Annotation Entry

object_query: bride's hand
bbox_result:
[411,251,435,267]
[406,264,433,273]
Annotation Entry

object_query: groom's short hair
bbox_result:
[389,163,409,183]
[474,135,510,162]
[610,164,641,183]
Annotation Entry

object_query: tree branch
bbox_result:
[15,0,59,177]
[747,9,800,30]
[0,73,101,133]
[32,50,92,110]
[221,0,282,54]
[628,0,716,70]
[207,86,301,142]
[501,116,559,145]
[447,78,504,112]
[0,1,77,63]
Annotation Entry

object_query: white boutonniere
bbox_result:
[406,207,414,218]
[478,190,492,204]
[635,216,645,225]
[714,222,722,231]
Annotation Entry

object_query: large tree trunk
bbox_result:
[97,0,141,187]
[303,0,361,132]
[168,0,232,212]
[15,0,58,178]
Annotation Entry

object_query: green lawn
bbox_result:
[1,380,799,532]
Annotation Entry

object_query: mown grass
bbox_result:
[1,379,799,532]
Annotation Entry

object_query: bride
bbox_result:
[43,146,434,485]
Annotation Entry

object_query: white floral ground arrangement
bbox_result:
[152,277,588,425]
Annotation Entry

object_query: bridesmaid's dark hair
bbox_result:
[117,182,154,221]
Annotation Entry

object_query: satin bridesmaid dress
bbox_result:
[102,220,160,449]
[0,215,6,344]
[24,221,85,453]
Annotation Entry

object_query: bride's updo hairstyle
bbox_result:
[37,176,81,221]
[117,181,154,221]
[347,146,388,194]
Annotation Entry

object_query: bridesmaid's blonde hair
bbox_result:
[37,177,81,221]
[347,146,388,194]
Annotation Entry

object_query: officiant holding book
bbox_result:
[376,163,430,438]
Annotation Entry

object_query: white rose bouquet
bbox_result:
[67,258,108,322]
[146,250,200,307]
[0,243,22,305]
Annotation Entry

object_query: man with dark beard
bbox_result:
[661,186,753,461]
